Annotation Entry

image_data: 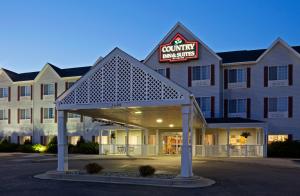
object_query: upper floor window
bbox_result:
[44,108,54,119]
[0,109,8,120]
[228,68,246,83]
[192,65,210,81]
[269,66,288,81]
[20,109,31,120]
[269,97,288,112]
[0,87,8,98]
[196,97,211,118]
[20,86,31,97]
[156,69,166,77]
[66,82,76,90]
[43,84,55,96]
[229,99,246,114]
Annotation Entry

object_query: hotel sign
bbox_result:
[159,33,199,63]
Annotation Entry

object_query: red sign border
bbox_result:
[159,33,199,63]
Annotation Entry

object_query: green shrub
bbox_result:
[16,144,35,153]
[139,165,155,177]
[85,163,103,174]
[76,137,85,146]
[46,137,57,154]
[0,142,18,152]
[268,141,300,158]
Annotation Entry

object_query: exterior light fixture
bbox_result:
[169,124,174,127]
[134,111,142,114]
[156,118,163,123]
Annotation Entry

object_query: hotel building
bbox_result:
[0,22,299,160]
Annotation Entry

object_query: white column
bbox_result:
[226,128,230,157]
[99,130,103,155]
[181,105,192,177]
[263,127,268,157]
[126,127,129,156]
[57,111,68,172]
[202,127,206,157]
[155,129,159,155]
[142,129,148,156]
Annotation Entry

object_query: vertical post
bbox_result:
[155,129,159,155]
[126,127,129,156]
[263,127,268,157]
[57,111,68,172]
[142,129,149,156]
[202,127,206,157]
[181,105,193,177]
[227,128,230,157]
[99,130,103,155]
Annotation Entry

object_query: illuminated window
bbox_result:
[268,135,289,143]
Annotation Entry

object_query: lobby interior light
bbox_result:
[169,124,174,127]
[156,118,163,123]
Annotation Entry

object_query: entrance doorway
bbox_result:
[161,132,182,155]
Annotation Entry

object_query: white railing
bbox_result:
[100,144,263,157]
[195,145,264,157]
[100,144,157,156]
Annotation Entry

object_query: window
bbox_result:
[68,112,81,119]
[268,135,289,143]
[44,108,54,119]
[156,69,166,77]
[269,66,288,81]
[229,99,246,113]
[0,88,8,98]
[228,69,246,83]
[0,109,8,120]
[196,97,211,118]
[20,86,31,97]
[20,109,31,120]
[269,97,288,112]
[192,65,210,81]
[66,82,76,89]
[43,84,54,95]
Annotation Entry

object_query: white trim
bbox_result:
[34,63,61,82]
[143,22,221,64]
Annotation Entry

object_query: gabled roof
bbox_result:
[48,63,91,77]
[1,64,91,82]
[2,68,39,82]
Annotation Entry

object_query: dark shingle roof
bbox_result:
[217,46,300,64]
[48,63,91,77]
[2,63,91,82]
[206,118,263,124]
[217,49,266,63]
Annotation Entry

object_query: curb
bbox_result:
[34,171,215,188]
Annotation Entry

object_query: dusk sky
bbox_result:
[1,0,300,72]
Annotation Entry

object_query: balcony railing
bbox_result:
[99,144,264,157]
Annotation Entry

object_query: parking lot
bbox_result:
[0,153,300,196]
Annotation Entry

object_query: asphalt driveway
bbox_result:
[0,153,300,196]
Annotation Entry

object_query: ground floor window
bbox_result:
[18,136,32,145]
[268,135,289,143]
[68,136,80,145]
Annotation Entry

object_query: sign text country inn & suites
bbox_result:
[159,33,199,62]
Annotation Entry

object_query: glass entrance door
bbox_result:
[162,133,182,155]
